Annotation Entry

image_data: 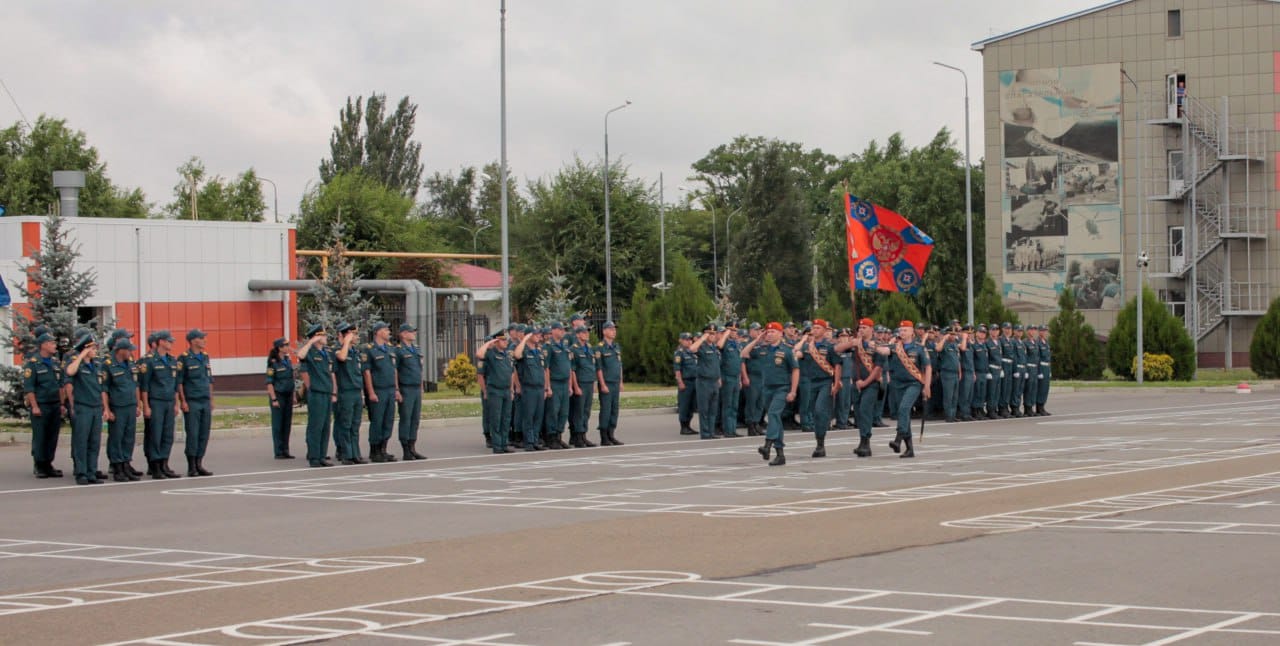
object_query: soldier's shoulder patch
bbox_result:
[23,368,32,378]
[104,359,113,366]
[138,363,148,373]
[266,368,275,377]
[175,361,184,370]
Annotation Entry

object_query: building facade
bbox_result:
[974,0,1279,367]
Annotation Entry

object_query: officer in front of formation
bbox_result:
[689,323,722,439]
[103,337,142,481]
[876,321,930,459]
[395,323,426,459]
[478,329,516,453]
[363,321,402,461]
[265,337,297,459]
[794,319,840,457]
[745,322,798,467]
[23,331,65,479]
[568,324,598,448]
[674,332,698,435]
[177,329,214,477]
[595,321,625,445]
[64,333,105,485]
[139,330,180,479]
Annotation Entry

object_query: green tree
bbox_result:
[296,171,417,278]
[163,157,266,222]
[974,274,1020,325]
[1106,286,1196,380]
[319,94,424,199]
[1250,296,1280,378]
[617,256,716,385]
[872,293,922,330]
[444,353,477,396]
[746,272,788,324]
[533,267,578,324]
[1047,287,1103,379]
[814,293,854,330]
[511,157,658,315]
[0,212,101,416]
[303,222,382,336]
[0,116,148,218]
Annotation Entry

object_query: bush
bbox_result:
[1106,286,1195,380]
[1048,287,1104,379]
[1249,295,1280,378]
[1133,353,1174,381]
[619,255,716,384]
[974,273,1020,326]
[444,353,477,396]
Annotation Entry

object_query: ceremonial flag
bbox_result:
[845,194,934,295]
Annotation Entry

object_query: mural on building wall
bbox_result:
[999,63,1123,310]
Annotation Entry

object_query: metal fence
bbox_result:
[376,295,490,391]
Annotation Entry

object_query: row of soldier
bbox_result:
[670,317,1052,465]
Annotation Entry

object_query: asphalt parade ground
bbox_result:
[3,390,1280,645]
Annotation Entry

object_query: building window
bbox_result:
[1168,9,1182,38]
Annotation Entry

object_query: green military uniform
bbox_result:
[569,330,597,447]
[986,328,1004,417]
[22,346,64,478]
[177,332,214,476]
[1037,329,1052,414]
[480,338,515,453]
[362,335,399,460]
[959,329,975,421]
[333,337,365,464]
[300,333,335,466]
[67,342,105,484]
[693,329,721,439]
[104,347,140,480]
[971,328,990,418]
[674,339,698,434]
[744,333,769,434]
[595,327,624,445]
[796,335,839,455]
[836,340,855,430]
[395,327,425,457]
[886,336,930,458]
[998,324,1015,415]
[139,332,179,478]
[758,338,798,466]
[516,336,547,450]
[719,332,744,438]
[1022,330,1039,416]
[938,334,961,422]
[265,346,296,459]
[542,328,572,448]
[852,339,886,454]
[1009,327,1027,416]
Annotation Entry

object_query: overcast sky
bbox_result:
[2,0,1104,219]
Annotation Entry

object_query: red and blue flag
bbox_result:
[845,194,934,294]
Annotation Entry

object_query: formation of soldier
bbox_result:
[672,318,1053,466]
[21,325,215,484]
[474,313,625,453]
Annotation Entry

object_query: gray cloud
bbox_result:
[1,0,1099,219]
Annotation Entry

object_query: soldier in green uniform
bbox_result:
[986,323,1005,418]
[507,324,526,448]
[718,321,746,438]
[874,325,891,428]
[970,325,990,419]
[936,324,963,423]
[877,321,931,458]
[177,329,214,477]
[795,319,841,457]
[478,330,516,453]
[363,322,401,461]
[1008,325,1027,417]
[781,322,802,429]
[139,330,180,479]
[332,322,368,464]
[998,322,1015,417]
[565,314,587,440]
[850,318,885,457]
[568,325,598,447]
[835,328,855,430]
[1036,325,1053,415]
[689,324,722,439]
[298,324,337,466]
[743,323,768,436]
[64,334,105,485]
[674,332,698,435]
[743,322,797,466]
[395,323,426,459]
[104,337,141,481]
[23,332,65,478]
[595,321,624,445]
[514,326,549,451]
[1022,325,1040,417]
[958,324,975,422]
[265,338,297,459]
[542,322,572,449]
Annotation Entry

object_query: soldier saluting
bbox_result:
[875,321,931,458]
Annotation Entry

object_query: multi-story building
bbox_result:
[974,0,1278,367]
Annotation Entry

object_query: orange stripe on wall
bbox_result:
[138,300,287,359]
[1274,52,1280,93]
[21,221,40,296]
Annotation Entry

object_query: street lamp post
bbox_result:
[1122,69,1145,383]
[257,176,278,223]
[457,222,493,255]
[656,172,671,290]
[724,208,743,291]
[933,61,974,326]
[603,100,631,322]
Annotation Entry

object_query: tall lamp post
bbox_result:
[655,172,671,290]
[1122,69,1146,383]
[256,176,279,223]
[603,100,631,322]
[933,61,975,326]
[724,208,744,291]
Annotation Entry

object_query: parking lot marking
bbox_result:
[0,538,421,616]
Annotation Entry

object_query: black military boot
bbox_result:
[679,424,696,435]
[812,436,826,458]
[580,433,597,447]
[769,447,786,466]
[382,442,398,461]
[1010,405,1023,418]
[1024,404,1035,417]
[609,429,624,446]
[125,462,143,478]
[854,436,871,457]
[1040,404,1051,416]
[186,456,199,477]
[900,436,915,458]
[758,439,773,461]
[889,436,902,454]
[109,463,125,482]
[147,460,162,479]
[195,457,213,476]
[567,433,581,448]
[159,459,179,478]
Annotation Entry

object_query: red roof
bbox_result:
[450,263,508,289]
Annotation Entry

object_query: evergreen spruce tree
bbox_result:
[1047,287,1103,379]
[305,222,381,337]
[1250,295,1280,378]
[746,272,788,324]
[815,293,854,329]
[619,256,715,384]
[1,212,100,416]
[872,293,922,329]
[974,274,1020,325]
[533,267,577,324]
[712,277,738,325]
[1106,286,1195,380]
